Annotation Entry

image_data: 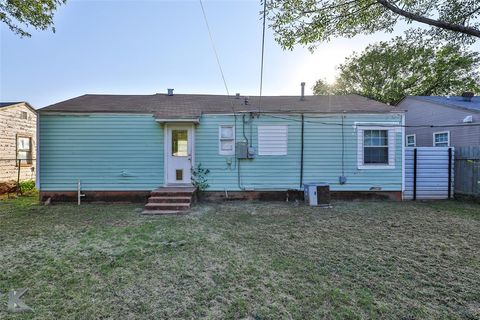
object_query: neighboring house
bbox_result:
[0,102,37,184]
[398,95,480,148]
[37,91,405,202]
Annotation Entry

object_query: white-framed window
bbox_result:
[433,131,450,147]
[16,135,32,165]
[258,125,288,156]
[357,126,395,169]
[406,134,416,147]
[219,125,235,155]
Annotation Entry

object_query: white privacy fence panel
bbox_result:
[404,147,454,200]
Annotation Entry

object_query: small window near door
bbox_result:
[406,134,416,147]
[172,130,188,156]
[17,135,32,165]
[434,131,450,147]
[176,169,183,181]
[219,125,235,155]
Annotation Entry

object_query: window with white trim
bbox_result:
[16,135,32,165]
[433,131,450,147]
[258,125,288,155]
[406,134,416,147]
[219,125,235,155]
[364,130,389,164]
[357,127,395,169]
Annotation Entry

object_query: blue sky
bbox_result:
[0,0,476,108]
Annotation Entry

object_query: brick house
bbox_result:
[0,102,37,186]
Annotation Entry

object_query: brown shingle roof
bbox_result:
[39,94,399,117]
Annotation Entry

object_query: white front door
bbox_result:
[165,124,194,185]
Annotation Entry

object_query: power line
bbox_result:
[198,0,239,173]
[198,0,231,99]
[260,113,480,128]
[258,0,267,109]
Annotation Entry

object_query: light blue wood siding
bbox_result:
[40,112,403,192]
[39,114,164,191]
[196,114,403,191]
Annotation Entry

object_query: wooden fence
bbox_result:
[455,146,480,197]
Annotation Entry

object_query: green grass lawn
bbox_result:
[0,195,479,319]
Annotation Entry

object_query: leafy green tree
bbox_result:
[312,79,335,95]
[319,38,480,105]
[0,0,66,37]
[266,0,480,50]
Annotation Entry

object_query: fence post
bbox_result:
[413,148,417,201]
[17,159,22,195]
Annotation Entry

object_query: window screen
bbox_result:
[219,125,235,155]
[434,132,449,147]
[17,136,32,164]
[363,130,388,164]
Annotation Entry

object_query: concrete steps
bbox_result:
[141,187,196,215]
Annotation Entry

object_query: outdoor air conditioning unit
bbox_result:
[304,182,331,207]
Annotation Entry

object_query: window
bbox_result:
[406,134,416,147]
[16,135,32,165]
[258,125,288,156]
[219,125,235,155]
[357,127,395,169]
[363,130,388,164]
[176,169,183,181]
[20,111,28,119]
[172,130,188,156]
[433,131,450,147]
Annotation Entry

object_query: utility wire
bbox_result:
[198,0,239,174]
[198,0,232,105]
[260,113,480,128]
[258,0,267,110]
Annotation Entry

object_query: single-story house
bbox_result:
[398,94,479,147]
[37,90,405,206]
[0,102,37,189]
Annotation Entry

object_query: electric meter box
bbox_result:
[236,141,249,159]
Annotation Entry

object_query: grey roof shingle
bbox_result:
[409,96,480,113]
[39,93,399,117]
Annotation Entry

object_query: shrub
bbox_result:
[19,180,36,193]
[191,163,210,191]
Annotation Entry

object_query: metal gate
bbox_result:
[404,147,454,200]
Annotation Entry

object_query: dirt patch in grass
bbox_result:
[0,196,479,319]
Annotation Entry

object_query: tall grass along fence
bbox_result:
[455,146,480,198]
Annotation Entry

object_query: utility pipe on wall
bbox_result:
[77,180,85,205]
[299,114,304,189]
